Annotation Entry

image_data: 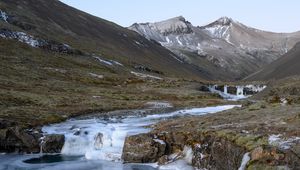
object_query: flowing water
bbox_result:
[0,105,240,170]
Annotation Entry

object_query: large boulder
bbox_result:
[227,86,237,95]
[122,134,166,163]
[0,127,41,153]
[41,134,65,153]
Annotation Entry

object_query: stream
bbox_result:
[0,105,240,170]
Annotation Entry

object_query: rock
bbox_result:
[122,134,166,163]
[158,155,169,165]
[251,146,285,162]
[73,130,80,136]
[0,127,41,153]
[199,85,210,92]
[41,134,65,153]
[94,132,104,150]
[227,86,237,95]
[215,85,224,92]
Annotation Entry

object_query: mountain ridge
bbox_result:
[129,16,300,80]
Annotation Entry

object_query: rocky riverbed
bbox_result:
[123,103,300,169]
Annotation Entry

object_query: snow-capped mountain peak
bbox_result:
[153,16,193,35]
[199,17,234,40]
[129,16,193,38]
[215,17,233,25]
[129,16,300,80]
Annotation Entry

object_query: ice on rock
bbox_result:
[268,134,300,150]
[208,84,266,101]
[183,146,193,164]
[94,133,104,150]
[42,105,240,162]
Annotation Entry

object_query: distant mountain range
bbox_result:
[129,16,300,80]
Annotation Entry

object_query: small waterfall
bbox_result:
[42,105,240,162]
[224,85,228,94]
[207,84,266,101]
[236,86,244,97]
[39,135,45,154]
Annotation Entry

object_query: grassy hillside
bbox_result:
[0,0,231,128]
[0,0,206,79]
[246,42,300,81]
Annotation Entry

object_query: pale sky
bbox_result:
[60,0,300,33]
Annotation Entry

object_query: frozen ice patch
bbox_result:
[183,146,193,164]
[238,152,250,170]
[131,71,162,80]
[89,73,104,79]
[110,60,123,66]
[94,57,113,66]
[269,134,300,150]
[145,101,173,109]
[0,10,8,22]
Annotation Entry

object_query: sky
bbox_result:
[60,0,300,33]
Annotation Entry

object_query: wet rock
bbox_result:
[41,134,65,153]
[227,86,237,95]
[251,146,285,164]
[158,155,169,165]
[215,85,224,92]
[0,127,41,153]
[94,132,103,150]
[244,87,256,95]
[122,134,166,163]
[199,85,210,92]
[192,136,245,170]
[73,130,80,136]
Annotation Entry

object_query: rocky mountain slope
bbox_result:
[129,16,300,80]
[1,0,227,130]
[0,0,208,80]
[246,42,300,81]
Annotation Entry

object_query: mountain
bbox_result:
[129,16,300,80]
[0,0,208,80]
[245,42,300,81]
[1,0,229,129]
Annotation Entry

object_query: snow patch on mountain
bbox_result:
[92,56,123,67]
[0,29,40,47]
[131,71,162,80]
[0,10,8,22]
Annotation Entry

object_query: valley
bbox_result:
[0,0,300,170]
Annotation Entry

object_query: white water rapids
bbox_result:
[0,105,240,170]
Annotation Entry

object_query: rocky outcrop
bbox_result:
[122,129,300,169]
[94,132,103,150]
[0,28,82,54]
[122,134,166,163]
[0,126,65,154]
[41,134,65,153]
[0,126,41,153]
